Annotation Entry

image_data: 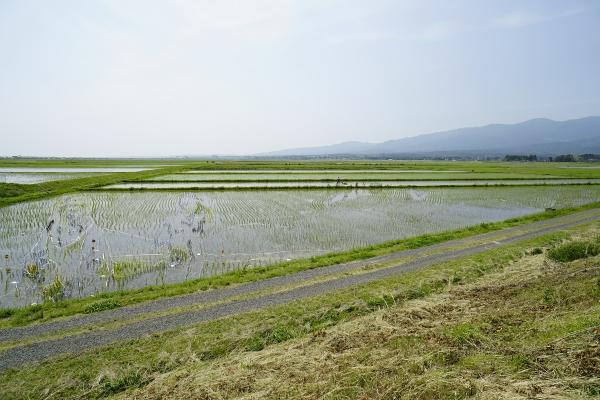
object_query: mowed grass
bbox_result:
[2,202,599,327]
[128,237,600,400]
[1,222,598,399]
[150,238,599,400]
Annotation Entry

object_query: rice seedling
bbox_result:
[24,263,40,280]
[169,247,190,264]
[100,259,168,282]
[41,276,64,302]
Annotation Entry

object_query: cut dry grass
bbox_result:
[121,232,600,400]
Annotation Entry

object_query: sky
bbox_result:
[1,0,599,157]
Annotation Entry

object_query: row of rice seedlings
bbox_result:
[98,259,167,282]
[105,179,600,189]
[1,187,600,306]
[146,171,559,181]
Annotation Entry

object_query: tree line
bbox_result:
[504,154,600,162]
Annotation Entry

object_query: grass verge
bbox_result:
[95,182,600,191]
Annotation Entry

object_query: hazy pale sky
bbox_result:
[1,0,599,157]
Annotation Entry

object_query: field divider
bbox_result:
[94,182,600,191]
[132,177,582,183]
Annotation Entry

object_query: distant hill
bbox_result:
[261,116,600,156]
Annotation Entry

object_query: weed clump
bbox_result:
[245,324,296,352]
[366,294,394,309]
[529,247,543,255]
[10,304,45,325]
[547,239,600,262]
[98,368,149,396]
[445,322,486,347]
[84,299,122,314]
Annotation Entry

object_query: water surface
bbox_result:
[1,186,599,307]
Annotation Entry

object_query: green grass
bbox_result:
[1,201,598,327]
[547,237,600,262]
[0,158,189,168]
[0,222,596,399]
[83,299,123,314]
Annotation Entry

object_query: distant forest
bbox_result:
[504,153,600,162]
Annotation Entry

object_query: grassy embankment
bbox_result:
[0,221,598,399]
[127,176,594,183]
[2,158,600,174]
[0,158,188,168]
[178,160,600,177]
[1,201,599,328]
[97,183,600,193]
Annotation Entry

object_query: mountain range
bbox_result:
[261,116,600,157]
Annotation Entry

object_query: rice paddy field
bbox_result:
[145,171,560,181]
[0,167,155,184]
[0,159,599,308]
[0,168,153,173]
[1,185,600,307]
[0,173,95,185]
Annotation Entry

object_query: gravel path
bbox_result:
[0,209,599,370]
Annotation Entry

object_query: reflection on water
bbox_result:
[1,186,599,307]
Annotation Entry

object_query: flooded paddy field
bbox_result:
[149,171,560,181]
[0,167,152,173]
[104,179,600,190]
[1,186,599,307]
[0,173,97,184]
